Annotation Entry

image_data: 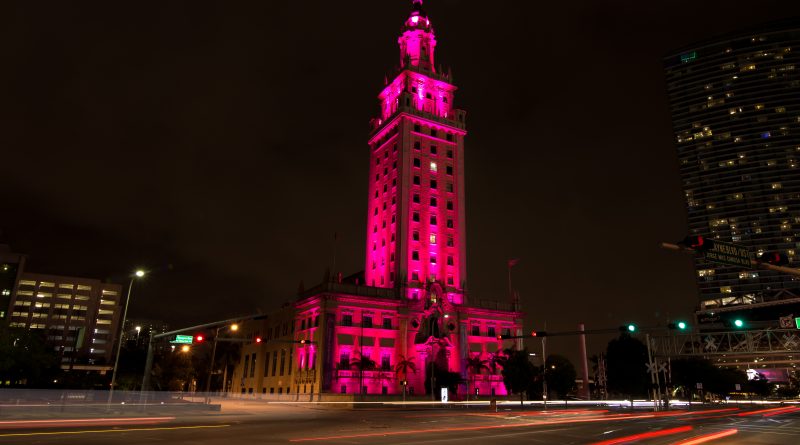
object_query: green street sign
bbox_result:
[171,335,194,344]
[795,317,800,330]
[703,240,751,268]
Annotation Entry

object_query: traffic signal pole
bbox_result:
[660,242,800,276]
[139,314,266,398]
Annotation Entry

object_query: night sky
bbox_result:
[3,1,800,359]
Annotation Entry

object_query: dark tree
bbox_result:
[545,354,577,399]
[605,334,649,398]
[0,324,60,387]
[500,347,536,405]
[670,357,747,399]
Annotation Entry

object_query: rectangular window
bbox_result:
[430,216,437,225]
[430,234,437,244]
[413,194,420,203]
[264,351,271,376]
[471,325,480,336]
[413,231,419,241]
[414,124,421,132]
[447,149,453,157]
[383,318,392,329]
[414,141,421,150]
[446,165,453,175]
[413,176,420,185]
[430,146,437,155]
[447,256,453,266]
[430,197,437,207]
[412,271,419,281]
[446,183,453,192]
[413,158,420,167]
[279,349,286,376]
[381,355,391,371]
[447,237,454,247]
[430,180,437,189]
[430,162,437,173]
[250,354,256,378]
[243,355,250,379]
[341,385,347,394]
[487,327,496,337]
[272,351,278,376]
[362,316,373,328]
[412,251,419,261]
[340,352,350,369]
[413,212,420,222]
[446,219,453,228]
[342,314,353,326]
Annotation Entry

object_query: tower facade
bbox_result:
[365,0,467,303]
[665,24,800,311]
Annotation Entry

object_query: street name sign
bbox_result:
[171,335,194,344]
[703,240,751,268]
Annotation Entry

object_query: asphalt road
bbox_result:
[2,403,799,444]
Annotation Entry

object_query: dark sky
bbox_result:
[2,1,800,359]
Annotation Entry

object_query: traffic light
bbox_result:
[733,319,745,328]
[760,251,789,266]
[194,334,205,343]
[530,331,547,337]
[620,324,638,333]
[680,235,714,252]
[668,321,689,331]
[255,336,262,344]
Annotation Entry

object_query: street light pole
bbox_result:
[204,326,221,404]
[108,270,145,406]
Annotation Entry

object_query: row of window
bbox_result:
[339,315,394,329]
[411,123,456,143]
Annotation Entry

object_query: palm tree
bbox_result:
[350,353,377,372]
[395,355,417,380]
[350,353,376,397]
[488,351,507,375]
[394,355,417,397]
[466,354,490,396]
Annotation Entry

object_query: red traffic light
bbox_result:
[761,251,789,266]
[255,336,262,343]
[681,235,714,252]
[194,334,205,343]
[531,331,537,337]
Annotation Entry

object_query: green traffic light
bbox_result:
[677,321,687,330]
[734,319,744,328]
[627,324,637,333]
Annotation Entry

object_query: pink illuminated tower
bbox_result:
[229,1,523,400]
[365,0,467,304]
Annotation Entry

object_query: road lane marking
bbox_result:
[590,426,693,445]
[0,417,175,430]
[0,424,230,438]
[669,429,738,445]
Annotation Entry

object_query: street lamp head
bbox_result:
[135,270,146,278]
[135,326,141,332]
[230,324,239,331]
[181,345,190,352]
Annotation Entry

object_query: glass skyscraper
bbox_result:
[665,23,800,311]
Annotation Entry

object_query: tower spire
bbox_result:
[399,0,436,72]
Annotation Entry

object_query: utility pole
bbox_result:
[578,323,590,399]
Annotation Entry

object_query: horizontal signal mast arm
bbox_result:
[659,241,800,277]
